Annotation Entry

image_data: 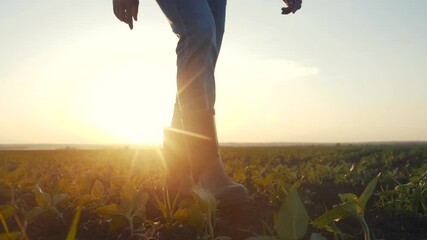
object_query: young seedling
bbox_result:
[248,184,326,240]
[313,173,381,240]
[0,207,22,240]
[24,184,68,225]
[173,185,224,240]
[192,185,218,240]
[153,185,183,226]
[94,184,148,236]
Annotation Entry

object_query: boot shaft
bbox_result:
[163,127,190,177]
[181,109,222,182]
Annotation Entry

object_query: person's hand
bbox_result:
[282,0,302,15]
[113,0,139,30]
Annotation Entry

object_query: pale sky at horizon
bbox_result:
[1,0,426,144]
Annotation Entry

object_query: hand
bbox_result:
[282,0,302,15]
[113,0,139,30]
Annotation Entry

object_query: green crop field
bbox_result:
[0,145,426,240]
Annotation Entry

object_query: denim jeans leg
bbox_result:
[156,0,226,115]
[208,0,227,59]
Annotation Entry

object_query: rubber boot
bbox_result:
[163,127,194,197]
[163,101,194,197]
[181,109,249,208]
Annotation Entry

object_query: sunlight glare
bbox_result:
[69,64,175,144]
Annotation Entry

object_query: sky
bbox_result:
[0,0,426,144]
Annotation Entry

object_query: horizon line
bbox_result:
[1,141,427,150]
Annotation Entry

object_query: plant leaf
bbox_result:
[215,236,232,240]
[0,232,21,240]
[108,215,129,232]
[246,237,278,240]
[0,212,10,237]
[135,191,149,212]
[111,176,131,187]
[77,194,96,206]
[174,206,205,233]
[0,181,11,198]
[0,205,14,219]
[312,207,351,232]
[53,193,68,206]
[120,184,137,216]
[192,185,217,213]
[95,204,119,218]
[132,209,146,221]
[33,185,52,209]
[24,207,55,224]
[66,208,81,240]
[338,200,358,215]
[309,233,328,240]
[91,180,104,198]
[276,187,308,240]
[95,204,128,231]
[6,167,25,184]
[338,193,358,203]
[358,173,380,213]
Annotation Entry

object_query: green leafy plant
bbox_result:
[1,145,426,239]
[378,170,427,216]
[76,179,106,210]
[172,185,228,240]
[0,166,34,206]
[275,185,309,240]
[248,184,326,240]
[24,184,68,225]
[313,173,381,240]
[153,185,183,226]
[94,184,148,236]
[191,186,218,239]
[0,206,21,240]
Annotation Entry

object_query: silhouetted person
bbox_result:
[112,0,302,208]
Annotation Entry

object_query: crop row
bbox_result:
[0,145,426,239]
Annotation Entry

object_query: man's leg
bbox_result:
[157,0,248,207]
[207,0,227,57]
[158,0,218,196]
[156,0,218,111]
[160,0,225,120]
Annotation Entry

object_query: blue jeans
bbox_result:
[156,0,227,127]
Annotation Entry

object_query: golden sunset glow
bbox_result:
[1,1,426,144]
[61,50,180,144]
[69,69,173,144]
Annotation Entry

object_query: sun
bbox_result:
[68,65,176,144]
[40,24,183,145]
